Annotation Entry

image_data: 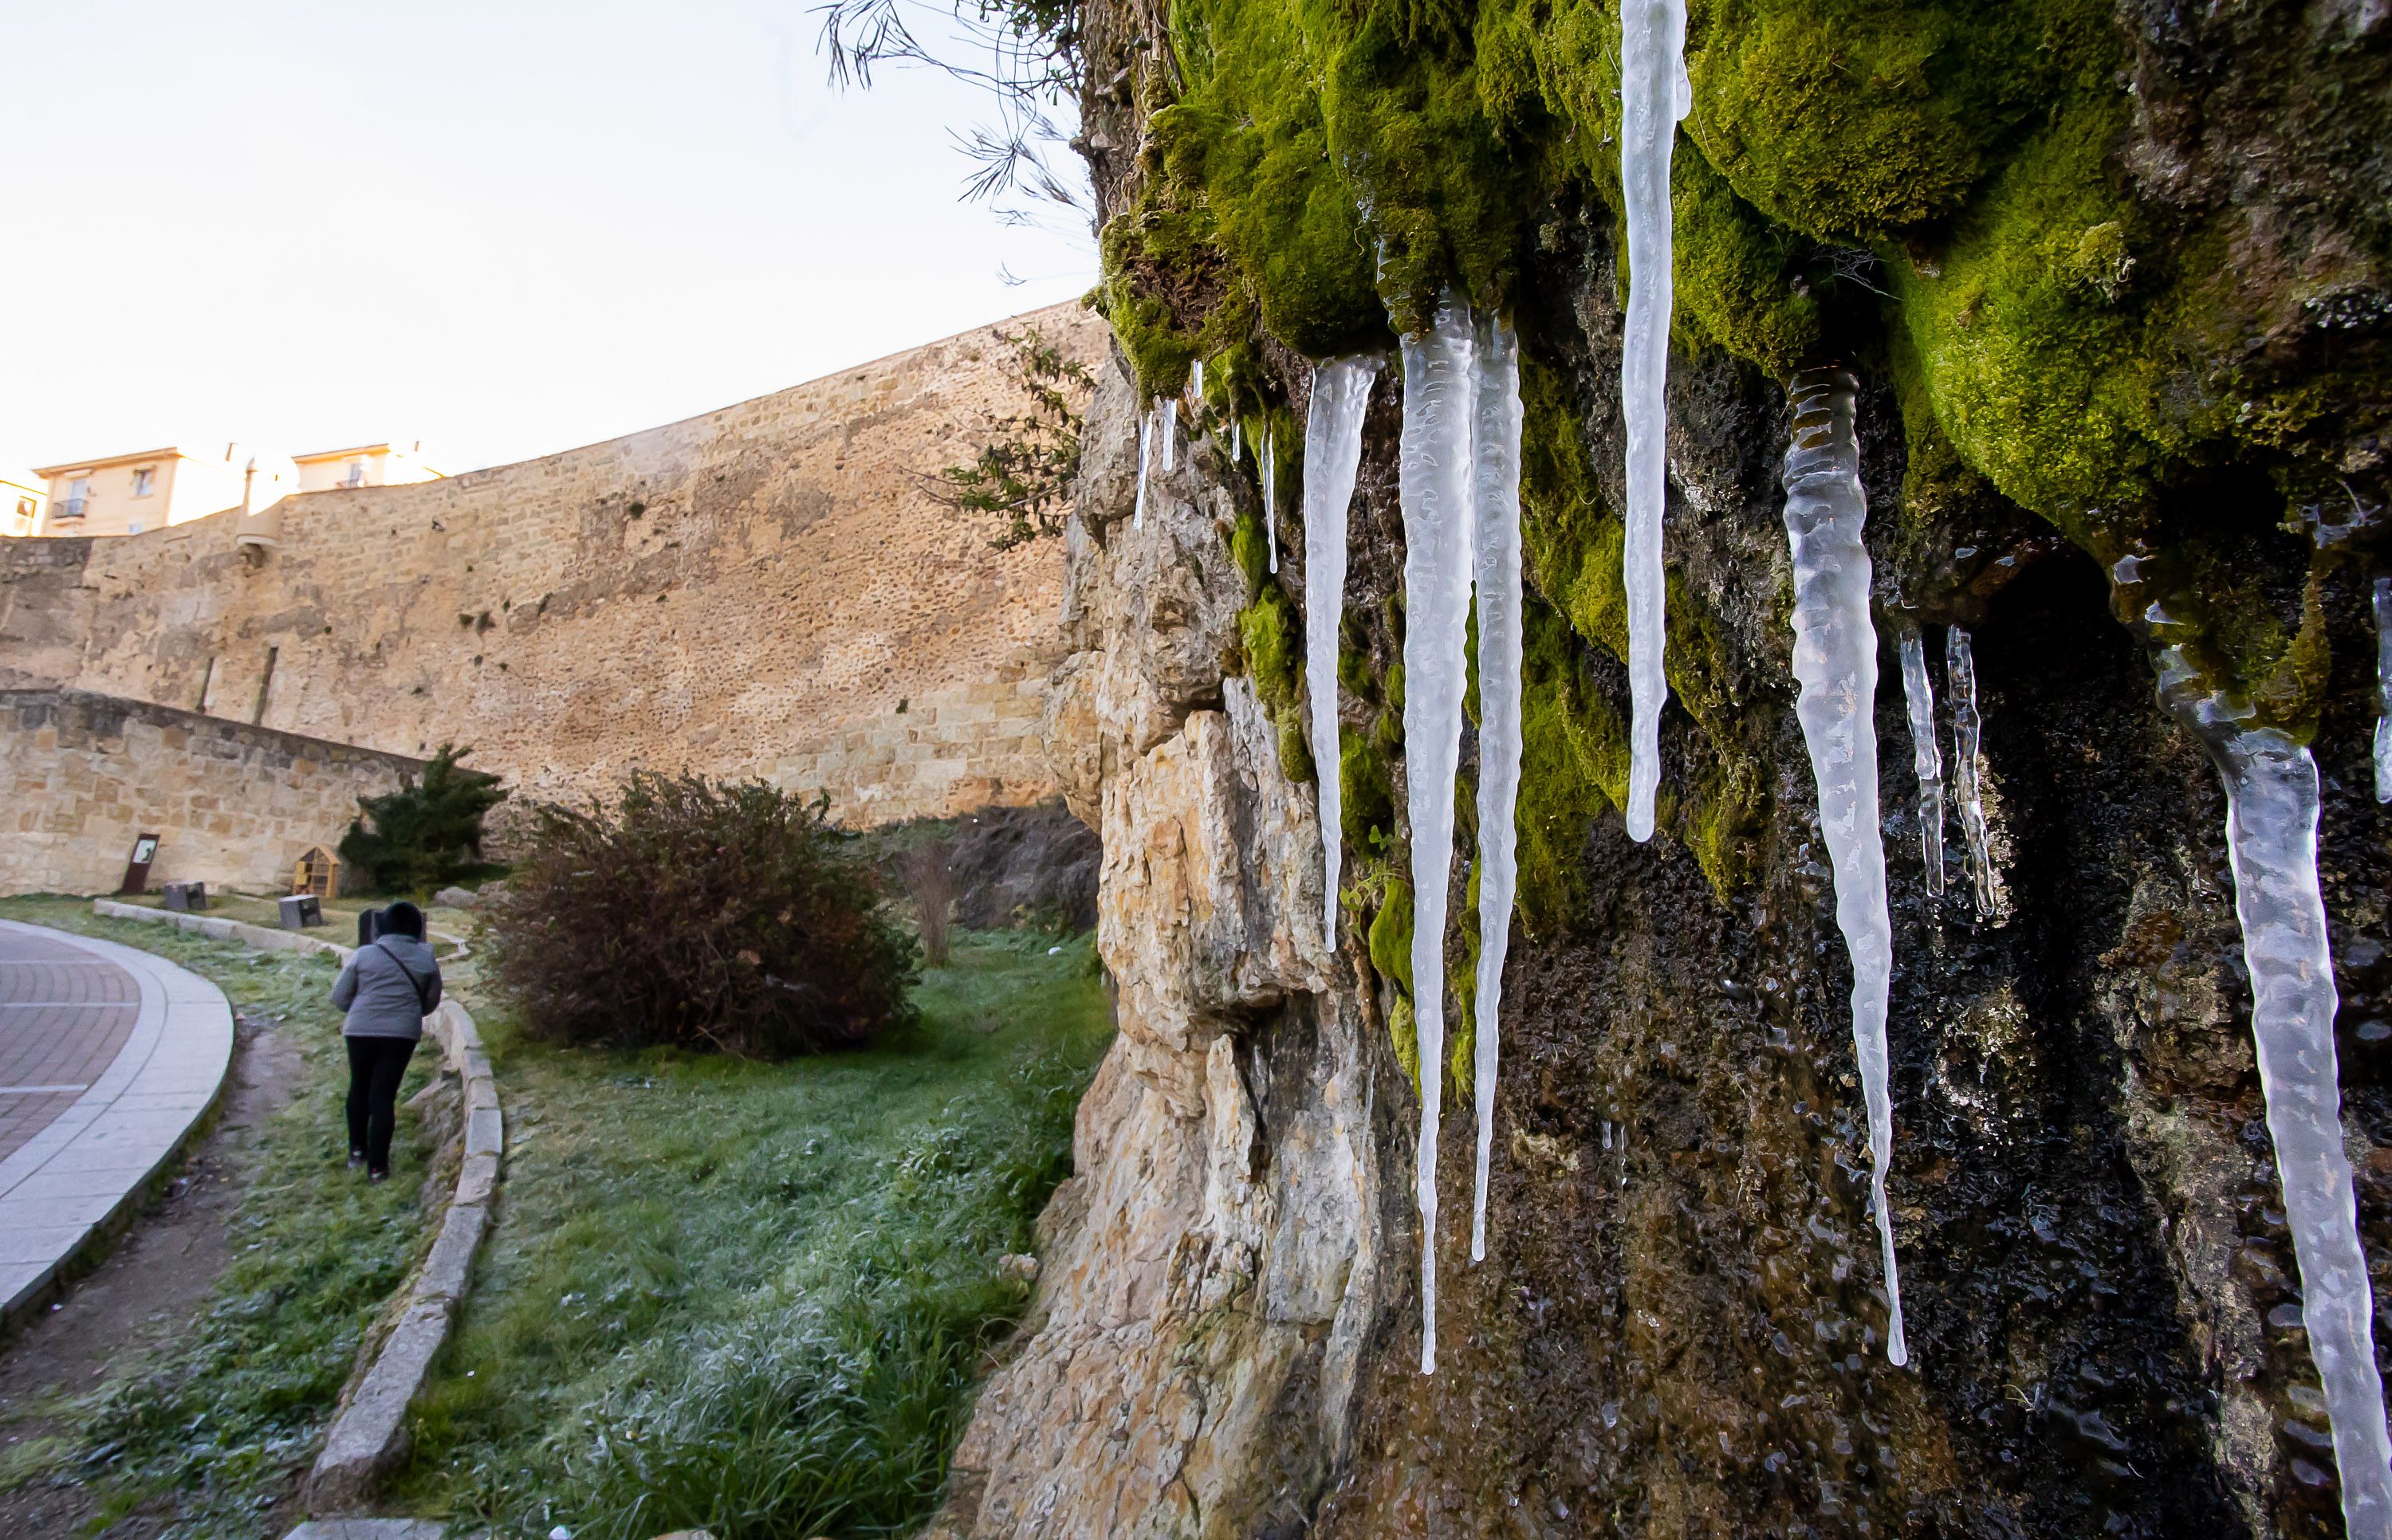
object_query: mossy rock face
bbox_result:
[1097,0,2389,747]
[1041,0,2392,1531]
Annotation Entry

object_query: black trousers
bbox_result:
[344,1035,417,1174]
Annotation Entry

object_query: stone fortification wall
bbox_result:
[0,302,1104,823]
[1,689,424,896]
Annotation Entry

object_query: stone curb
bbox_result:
[88,900,472,968]
[87,899,505,1514]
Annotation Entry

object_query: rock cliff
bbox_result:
[934,0,2392,1534]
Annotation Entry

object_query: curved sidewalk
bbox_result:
[0,919,235,1326]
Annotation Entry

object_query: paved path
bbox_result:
[0,920,235,1322]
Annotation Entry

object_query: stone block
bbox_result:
[454,1151,500,1208]
[305,1298,454,1514]
[416,1202,486,1302]
[463,1106,503,1159]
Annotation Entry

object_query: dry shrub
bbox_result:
[486,773,918,1056]
[902,841,958,965]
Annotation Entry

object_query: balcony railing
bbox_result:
[53,498,86,519]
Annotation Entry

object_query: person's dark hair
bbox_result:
[383,901,425,941]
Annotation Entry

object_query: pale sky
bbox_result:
[0,0,1096,477]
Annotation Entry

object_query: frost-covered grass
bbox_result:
[0,896,438,1534]
[394,925,1113,1540]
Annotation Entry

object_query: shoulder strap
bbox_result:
[375,937,436,1014]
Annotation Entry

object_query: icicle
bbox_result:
[1470,316,1524,1266]
[1191,358,1205,402]
[1133,407,1152,530]
[1778,368,1908,1368]
[1305,357,1382,941]
[1946,628,1996,912]
[2213,729,2392,1538]
[1898,628,1946,898]
[2374,576,2390,803]
[1233,414,1244,466]
[1263,422,1280,574]
[1160,397,1178,473]
[1400,295,1478,1375]
[1619,0,1689,843]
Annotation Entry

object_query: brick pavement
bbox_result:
[0,921,234,1324]
[0,931,140,1161]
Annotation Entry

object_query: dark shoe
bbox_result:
[348,1152,366,1170]
[368,1169,389,1184]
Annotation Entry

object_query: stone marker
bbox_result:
[433,885,482,909]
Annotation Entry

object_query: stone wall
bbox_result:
[0,302,1105,823]
[0,689,425,896]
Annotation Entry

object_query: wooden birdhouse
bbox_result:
[293,846,340,899]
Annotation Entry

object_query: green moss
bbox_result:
[1340,726,1398,858]
[1671,147,1823,376]
[1889,90,2178,544]
[1387,993,1422,1088]
[1366,874,1422,1087]
[1118,0,2367,844]
[1230,508,1320,780]
[1337,630,1381,705]
[1682,0,2091,238]
[1368,874,1414,993]
[1515,599,1626,926]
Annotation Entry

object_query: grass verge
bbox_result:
[391,925,1113,1540]
[0,895,439,1534]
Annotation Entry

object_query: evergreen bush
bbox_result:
[485,773,918,1056]
[339,744,508,894]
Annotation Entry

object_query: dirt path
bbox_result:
[0,1016,303,1537]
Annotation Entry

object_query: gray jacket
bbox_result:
[332,936,443,1039]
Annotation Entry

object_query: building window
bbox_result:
[343,458,367,488]
[132,466,155,497]
[14,497,30,520]
[128,521,144,534]
[59,477,89,517]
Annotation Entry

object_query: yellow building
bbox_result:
[292,440,444,492]
[29,445,294,538]
[1,471,44,536]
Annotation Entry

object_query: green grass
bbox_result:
[0,895,439,1535]
[391,925,1115,1540]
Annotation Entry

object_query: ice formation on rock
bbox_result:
[2374,576,2390,803]
[1400,296,1479,1374]
[1232,414,1243,465]
[1898,628,1946,897]
[1470,315,1524,1264]
[2211,728,2392,1537]
[1191,359,1205,400]
[1777,368,1908,1367]
[1619,0,1690,843]
[1305,357,1383,941]
[1263,422,1281,574]
[1134,408,1152,530]
[1160,397,1178,473]
[1946,627,1996,911]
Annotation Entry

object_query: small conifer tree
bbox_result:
[339,744,509,894]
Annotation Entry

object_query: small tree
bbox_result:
[339,744,508,894]
[900,839,958,965]
[930,327,1092,549]
[485,773,918,1057]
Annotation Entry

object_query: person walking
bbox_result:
[330,900,442,1181]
